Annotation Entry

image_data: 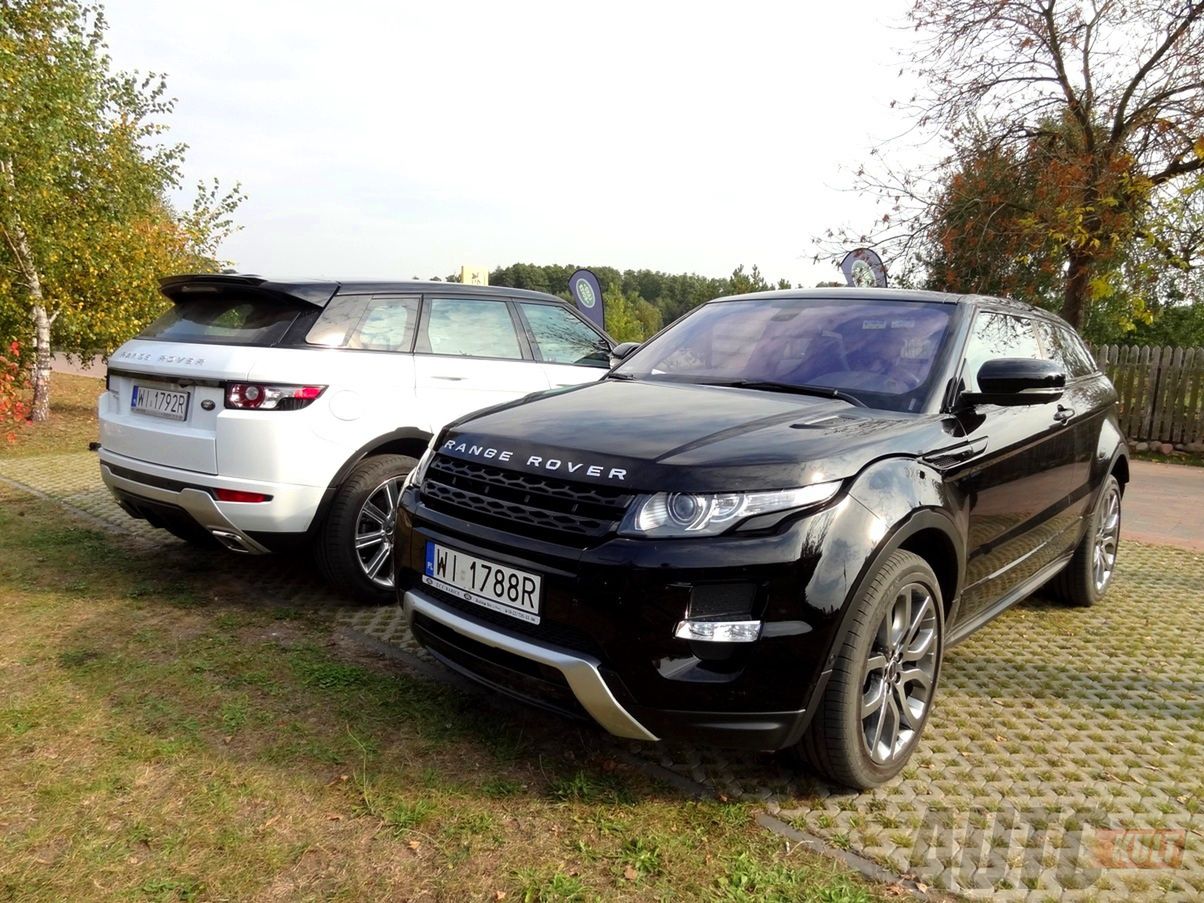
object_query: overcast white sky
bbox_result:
[101,0,925,288]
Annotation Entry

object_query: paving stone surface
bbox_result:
[3,452,1201,901]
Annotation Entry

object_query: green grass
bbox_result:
[0,371,104,458]
[0,481,889,902]
[1131,447,1204,467]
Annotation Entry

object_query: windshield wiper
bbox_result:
[703,379,866,408]
[607,372,639,380]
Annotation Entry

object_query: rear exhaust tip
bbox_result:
[210,529,258,554]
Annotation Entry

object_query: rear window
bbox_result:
[138,298,302,346]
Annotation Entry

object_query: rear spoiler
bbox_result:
[159,274,339,308]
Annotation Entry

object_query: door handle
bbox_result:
[1053,405,1075,423]
[431,375,466,381]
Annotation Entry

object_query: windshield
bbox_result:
[613,296,955,412]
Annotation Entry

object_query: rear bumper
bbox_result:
[98,449,326,550]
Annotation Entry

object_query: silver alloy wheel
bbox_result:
[355,476,404,589]
[1093,483,1121,593]
[861,582,939,766]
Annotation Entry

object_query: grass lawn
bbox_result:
[0,371,105,458]
[0,401,887,901]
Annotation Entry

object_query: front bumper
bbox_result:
[405,589,658,740]
[397,487,880,750]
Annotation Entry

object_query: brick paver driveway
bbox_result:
[3,451,1200,901]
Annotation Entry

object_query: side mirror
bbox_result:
[609,341,640,367]
[960,358,1065,407]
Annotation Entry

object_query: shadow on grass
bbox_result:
[21,505,867,804]
[36,517,701,812]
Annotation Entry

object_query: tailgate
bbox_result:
[102,344,256,475]
[99,276,335,475]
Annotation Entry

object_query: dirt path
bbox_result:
[1126,459,1204,552]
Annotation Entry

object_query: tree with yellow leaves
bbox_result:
[0,0,242,421]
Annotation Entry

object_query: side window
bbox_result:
[308,295,369,346]
[1033,318,1097,379]
[519,303,610,368]
[961,313,1041,392]
[306,295,418,352]
[1056,325,1098,378]
[424,298,523,359]
[348,297,418,351]
[1033,319,1071,374]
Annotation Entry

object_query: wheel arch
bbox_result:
[813,502,964,691]
[1110,450,1130,490]
[1091,413,1129,495]
[328,428,431,489]
[897,523,961,618]
[306,428,432,537]
[844,456,967,619]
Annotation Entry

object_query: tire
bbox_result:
[797,550,944,790]
[1050,474,1121,607]
[316,453,416,603]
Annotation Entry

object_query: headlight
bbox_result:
[403,438,439,490]
[618,481,842,538]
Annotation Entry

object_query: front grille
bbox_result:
[421,455,634,545]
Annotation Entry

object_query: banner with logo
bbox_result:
[840,248,888,288]
[568,268,605,331]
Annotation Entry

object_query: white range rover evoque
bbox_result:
[98,274,613,600]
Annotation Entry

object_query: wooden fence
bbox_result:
[1092,345,1204,445]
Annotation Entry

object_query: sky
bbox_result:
[100,0,926,288]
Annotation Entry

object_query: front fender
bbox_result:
[806,457,967,674]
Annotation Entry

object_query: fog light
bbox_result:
[673,619,762,643]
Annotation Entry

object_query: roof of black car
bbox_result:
[713,286,1047,316]
[159,273,568,306]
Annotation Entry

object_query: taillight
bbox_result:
[224,383,326,411]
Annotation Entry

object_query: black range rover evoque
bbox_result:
[394,288,1128,789]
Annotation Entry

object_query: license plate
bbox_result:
[131,384,190,421]
[423,541,542,624]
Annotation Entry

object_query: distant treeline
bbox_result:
[442,262,802,341]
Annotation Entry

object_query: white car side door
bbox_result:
[411,295,550,430]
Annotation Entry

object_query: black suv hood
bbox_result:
[439,380,946,492]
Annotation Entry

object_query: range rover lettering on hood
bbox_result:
[441,439,627,481]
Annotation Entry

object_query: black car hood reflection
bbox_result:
[440,379,943,492]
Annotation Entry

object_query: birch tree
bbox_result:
[0,0,241,420]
